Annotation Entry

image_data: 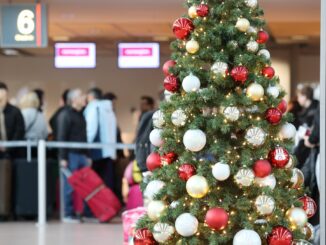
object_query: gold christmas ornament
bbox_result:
[255,174,276,190]
[291,168,305,189]
[152,110,165,128]
[301,223,315,241]
[153,223,175,243]
[247,40,259,52]
[147,200,167,221]
[188,6,198,18]
[186,39,199,54]
[186,175,209,198]
[234,168,255,187]
[245,126,266,147]
[235,18,250,32]
[223,106,240,121]
[285,156,295,169]
[246,83,264,101]
[255,195,275,215]
[286,207,308,228]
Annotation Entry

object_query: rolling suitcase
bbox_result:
[0,159,12,217]
[62,167,121,222]
[13,159,57,218]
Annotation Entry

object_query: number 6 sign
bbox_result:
[0,3,47,48]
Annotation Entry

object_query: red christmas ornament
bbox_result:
[205,207,229,230]
[299,196,317,218]
[134,228,157,245]
[172,18,194,40]
[164,75,179,92]
[163,60,176,76]
[267,226,293,245]
[146,152,162,171]
[257,30,269,44]
[253,159,272,178]
[231,66,249,84]
[265,108,282,125]
[161,152,178,166]
[268,147,290,168]
[196,4,209,17]
[277,99,288,114]
[262,66,275,79]
[178,164,196,181]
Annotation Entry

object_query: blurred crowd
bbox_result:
[0,81,156,222]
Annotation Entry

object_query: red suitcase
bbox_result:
[63,167,121,222]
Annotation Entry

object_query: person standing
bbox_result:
[84,88,117,190]
[294,85,319,168]
[0,82,24,219]
[135,96,155,172]
[19,92,48,141]
[49,89,70,140]
[0,82,25,157]
[57,89,91,222]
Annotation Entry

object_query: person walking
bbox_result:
[57,89,91,222]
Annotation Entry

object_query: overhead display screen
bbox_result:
[55,43,96,68]
[118,42,160,69]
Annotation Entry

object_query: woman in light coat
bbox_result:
[20,92,48,140]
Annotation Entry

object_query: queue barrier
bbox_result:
[0,140,135,226]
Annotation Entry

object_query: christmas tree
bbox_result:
[134,0,317,244]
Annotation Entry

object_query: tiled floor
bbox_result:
[0,221,123,245]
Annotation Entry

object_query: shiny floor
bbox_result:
[0,221,123,245]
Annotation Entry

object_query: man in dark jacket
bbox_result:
[0,82,25,158]
[49,89,70,140]
[57,88,91,222]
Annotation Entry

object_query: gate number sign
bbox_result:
[0,4,47,48]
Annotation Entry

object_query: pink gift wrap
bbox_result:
[122,207,147,244]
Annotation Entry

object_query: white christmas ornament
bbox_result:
[267,86,280,98]
[144,180,165,200]
[175,213,198,237]
[171,109,187,127]
[255,175,276,190]
[247,40,259,52]
[212,162,231,181]
[182,74,201,92]
[186,175,209,198]
[279,123,297,140]
[149,129,163,147]
[224,106,240,121]
[234,168,255,187]
[211,61,228,75]
[164,90,173,101]
[228,40,238,49]
[183,129,206,152]
[255,195,275,215]
[247,26,258,35]
[152,110,165,128]
[233,229,262,245]
[245,127,266,147]
[245,0,258,8]
[147,200,166,221]
[236,18,250,32]
[258,49,271,59]
[153,223,175,243]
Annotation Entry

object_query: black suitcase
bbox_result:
[0,159,12,217]
[13,159,57,218]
